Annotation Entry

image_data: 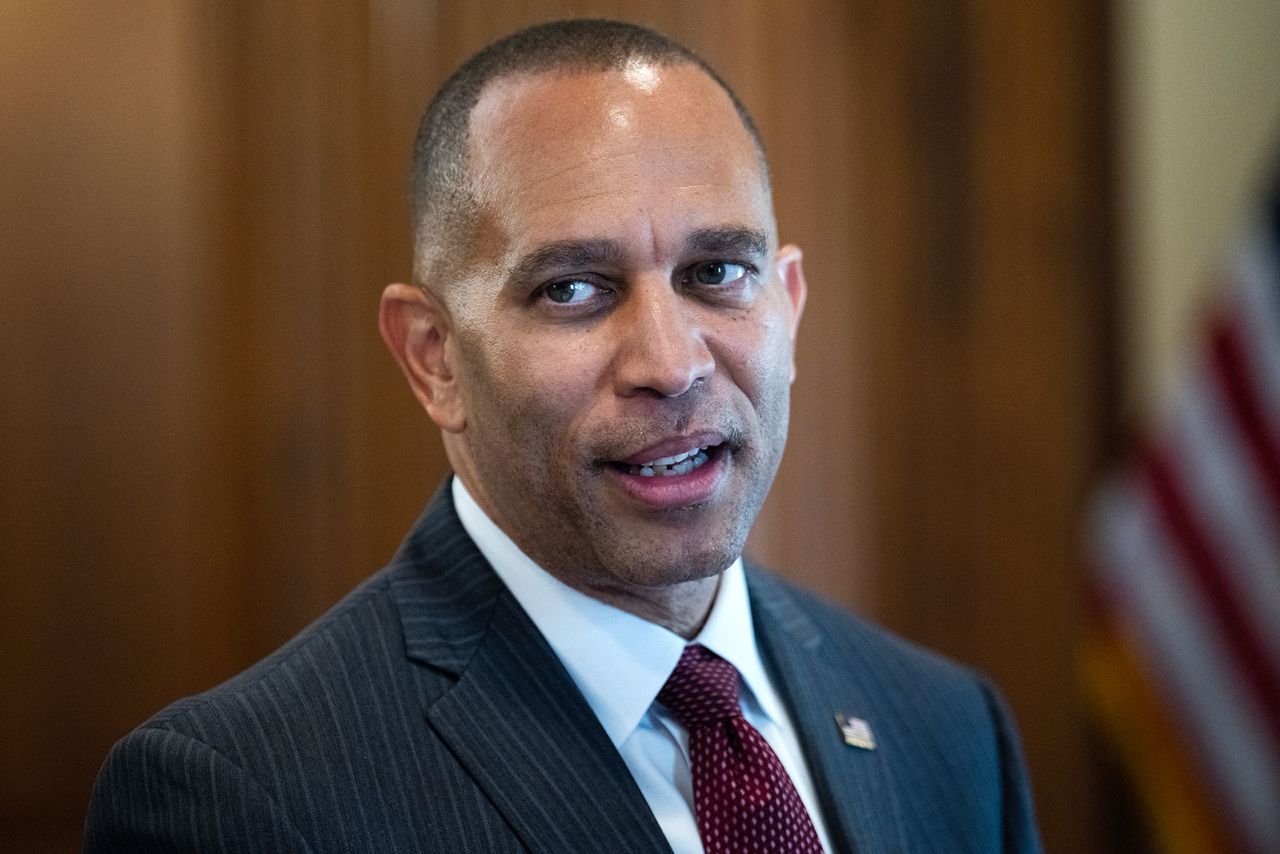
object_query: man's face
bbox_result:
[438,62,805,595]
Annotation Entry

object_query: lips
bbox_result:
[603,431,730,507]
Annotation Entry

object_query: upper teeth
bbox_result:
[637,445,706,468]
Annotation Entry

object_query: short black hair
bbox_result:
[409,18,767,286]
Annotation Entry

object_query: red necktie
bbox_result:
[657,644,825,853]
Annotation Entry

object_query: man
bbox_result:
[86,19,1040,853]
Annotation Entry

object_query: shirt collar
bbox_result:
[451,476,783,746]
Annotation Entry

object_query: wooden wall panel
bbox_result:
[0,4,240,849]
[845,3,1113,851]
[1,2,1113,850]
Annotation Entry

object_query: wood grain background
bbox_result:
[0,2,1117,850]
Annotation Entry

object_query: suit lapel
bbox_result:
[389,484,671,854]
[747,567,909,854]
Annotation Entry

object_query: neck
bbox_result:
[566,573,721,639]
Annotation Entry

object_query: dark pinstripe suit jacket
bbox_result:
[85,483,1041,853]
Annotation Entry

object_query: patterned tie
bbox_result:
[657,644,824,853]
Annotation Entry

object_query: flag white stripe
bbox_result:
[1169,366,1280,666]
[1092,477,1280,850]
[1233,228,1280,434]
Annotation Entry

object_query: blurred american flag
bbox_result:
[1085,168,1280,853]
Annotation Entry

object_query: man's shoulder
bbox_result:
[138,566,410,743]
[85,532,529,853]
[746,563,991,699]
[90,563,454,839]
[746,565,1041,851]
[136,485,490,738]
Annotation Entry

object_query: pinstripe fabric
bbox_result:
[85,482,1040,852]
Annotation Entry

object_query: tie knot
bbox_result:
[657,644,742,729]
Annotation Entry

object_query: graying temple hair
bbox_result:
[409,18,768,285]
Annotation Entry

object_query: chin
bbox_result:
[605,537,743,590]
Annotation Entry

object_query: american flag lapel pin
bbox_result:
[835,713,876,750]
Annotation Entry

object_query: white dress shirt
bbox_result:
[452,478,833,854]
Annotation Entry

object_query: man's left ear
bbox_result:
[775,244,808,382]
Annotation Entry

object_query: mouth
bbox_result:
[603,433,733,509]
[614,443,716,477]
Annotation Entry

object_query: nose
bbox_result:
[612,279,715,398]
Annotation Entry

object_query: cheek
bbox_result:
[716,310,794,400]
[475,333,599,445]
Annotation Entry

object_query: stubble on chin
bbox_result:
[565,474,757,586]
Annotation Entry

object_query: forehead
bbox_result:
[464,63,772,256]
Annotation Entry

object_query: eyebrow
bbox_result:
[506,225,771,286]
[508,238,626,287]
[683,226,770,259]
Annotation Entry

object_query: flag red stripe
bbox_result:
[1209,315,1280,526]
[1141,447,1280,748]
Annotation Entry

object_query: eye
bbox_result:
[543,279,599,305]
[693,261,749,286]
